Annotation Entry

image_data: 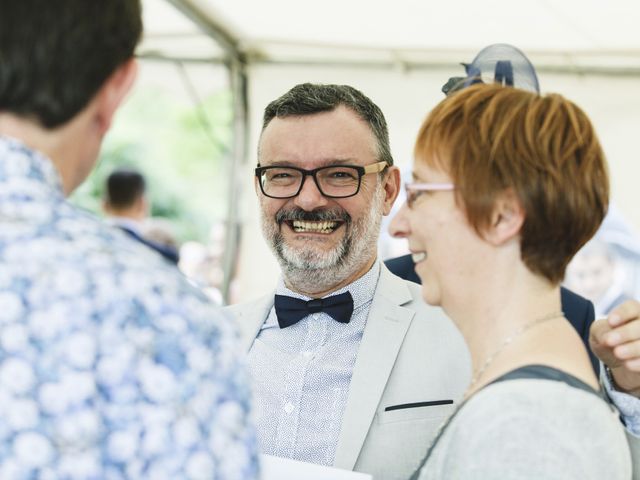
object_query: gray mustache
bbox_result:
[276,208,351,224]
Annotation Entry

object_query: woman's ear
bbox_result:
[486,188,524,246]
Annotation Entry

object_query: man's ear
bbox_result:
[94,58,138,135]
[381,165,401,216]
[486,188,524,246]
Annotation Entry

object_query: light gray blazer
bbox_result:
[226,265,471,480]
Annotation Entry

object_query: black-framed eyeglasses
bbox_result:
[255,161,388,199]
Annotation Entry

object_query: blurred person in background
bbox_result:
[103,167,180,264]
[179,240,224,304]
[142,216,181,254]
[566,238,632,317]
[0,0,257,477]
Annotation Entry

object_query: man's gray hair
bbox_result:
[261,83,393,166]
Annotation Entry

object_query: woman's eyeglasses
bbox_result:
[404,182,455,208]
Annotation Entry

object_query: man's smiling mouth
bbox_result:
[287,220,342,234]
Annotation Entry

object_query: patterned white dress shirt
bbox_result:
[603,365,640,436]
[247,262,380,466]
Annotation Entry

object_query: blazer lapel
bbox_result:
[228,292,274,352]
[333,267,416,470]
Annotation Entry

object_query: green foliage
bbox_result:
[70,84,233,243]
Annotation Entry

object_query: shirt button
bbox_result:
[284,402,295,414]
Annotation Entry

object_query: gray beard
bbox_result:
[261,185,384,294]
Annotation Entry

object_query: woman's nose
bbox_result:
[388,203,411,238]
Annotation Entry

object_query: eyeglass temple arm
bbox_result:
[363,161,389,174]
[408,183,455,191]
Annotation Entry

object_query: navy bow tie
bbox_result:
[274,291,354,328]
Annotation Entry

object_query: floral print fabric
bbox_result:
[0,136,258,479]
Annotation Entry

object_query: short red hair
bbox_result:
[414,83,609,283]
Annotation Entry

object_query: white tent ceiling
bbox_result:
[135,0,640,300]
[140,0,225,60]
[140,0,640,74]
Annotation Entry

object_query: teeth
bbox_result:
[292,220,338,233]
[412,252,427,263]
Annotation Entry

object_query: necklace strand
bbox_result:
[465,310,564,397]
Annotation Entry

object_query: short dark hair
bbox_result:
[0,0,143,128]
[105,169,146,209]
[261,83,393,166]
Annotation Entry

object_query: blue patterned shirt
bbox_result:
[0,136,258,479]
[247,262,380,466]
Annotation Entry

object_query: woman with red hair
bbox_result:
[391,83,631,479]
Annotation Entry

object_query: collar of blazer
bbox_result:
[225,265,419,470]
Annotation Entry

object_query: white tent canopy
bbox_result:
[138,0,640,301]
[142,0,640,72]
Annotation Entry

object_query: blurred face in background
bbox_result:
[565,246,616,302]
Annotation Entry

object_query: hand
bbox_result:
[590,300,640,397]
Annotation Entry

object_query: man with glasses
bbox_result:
[228,83,470,479]
[229,82,640,479]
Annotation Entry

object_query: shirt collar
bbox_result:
[106,216,143,234]
[276,260,381,312]
[0,135,64,200]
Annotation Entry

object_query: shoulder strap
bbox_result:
[409,364,603,479]
[490,364,603,399]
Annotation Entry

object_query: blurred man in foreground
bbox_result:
[0,1,257,477]
[103,168,180,263]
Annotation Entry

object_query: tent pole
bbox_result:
[163,0,239,56]
[221,56,249,304]
[163,0,249,304]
